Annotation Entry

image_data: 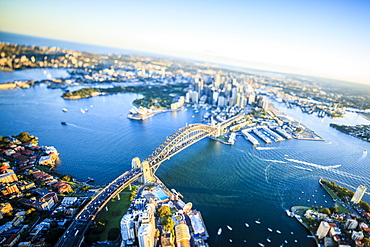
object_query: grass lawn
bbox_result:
[321,183,350,214]
[93,189,131,241]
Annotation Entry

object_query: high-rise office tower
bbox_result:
[351,185,367,204]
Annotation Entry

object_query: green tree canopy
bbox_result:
[320,208,331,214]
[329,207,338,214]
[107,228,120,241]
[157,205,172,218]
[45,228,64,245]
[62,175,73,182]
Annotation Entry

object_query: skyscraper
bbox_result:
[351,185,367,204]
[316,221,330,239]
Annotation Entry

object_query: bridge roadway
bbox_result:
[55,168,142,247]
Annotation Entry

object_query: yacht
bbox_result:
[266,238,271,243]
[268,228,272,232]
[276,230,281,234]
[258,243,265,247]
[62,108,68,112]
[229,239,232,243]
[255,219,261,224]
[227,225,233,230]
[217,228,222,235]
[245,223,249,227]
[80,108,85,114]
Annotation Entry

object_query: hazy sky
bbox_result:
[1,0,370,84]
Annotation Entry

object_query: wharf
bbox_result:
[261,127,284,142]
[241,129,260,146]
[252,128,272,144]
[273,127,292,139]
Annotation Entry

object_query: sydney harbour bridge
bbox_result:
[56,115,243,247]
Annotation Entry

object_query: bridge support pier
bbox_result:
[132,157,153,184]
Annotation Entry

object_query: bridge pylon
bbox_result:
[132,157,153,184]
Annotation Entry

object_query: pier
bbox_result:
[241,129,260,146]
[252,128,272,144]
[261,127,284,142]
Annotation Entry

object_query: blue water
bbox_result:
[1,34,370,247]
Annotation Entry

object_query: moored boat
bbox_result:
[217,228,222,235]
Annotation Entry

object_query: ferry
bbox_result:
[267,228,272,232]
[285,210,293,217]
[62,108,68,112]
[227,225,233,230]
[245,223,249,227]
[217,228,222,235]
[255,219,261,224]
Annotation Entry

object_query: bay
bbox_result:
[1,33,370,247]
[1,83,370,246]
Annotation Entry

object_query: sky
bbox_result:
[0,0,370,84]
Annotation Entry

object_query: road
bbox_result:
[55,168,141,247]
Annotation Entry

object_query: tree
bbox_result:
[157,206,172,218]
[363,238,370,244]
[62,175,73,182]
[161,216,175,231]
[320,208,331,215]
[107,228,120,241]
[45,228,64,244]
[329,207,338,214]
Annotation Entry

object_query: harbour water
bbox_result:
[1,34,370,246]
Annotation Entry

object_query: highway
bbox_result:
[55,168,141,247]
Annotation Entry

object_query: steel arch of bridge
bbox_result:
[144,123,217,169]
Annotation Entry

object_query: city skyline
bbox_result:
[0,0,370,85]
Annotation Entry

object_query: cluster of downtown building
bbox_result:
[184,72,268,110]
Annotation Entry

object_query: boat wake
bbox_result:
[264,159,287,164]
[292,165,313,172]
[264,163,272,183]
[286,158,341,170]
[256,147,277,151]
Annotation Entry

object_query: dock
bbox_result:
[273,127,292,139]
[252,128,272,144]
[261,127,284,142]
[241,129,260,146]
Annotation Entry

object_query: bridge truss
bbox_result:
[145,123,217,170]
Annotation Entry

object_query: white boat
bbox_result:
[284,240,288,243]
[258,243,265,247]
[267,238,271,243]
[276,230,281,234]
[80,108,85,113]
[255,219,261,224]
[285,210,292,217]
[217,228,222,235]
[229,239,232,243]
[268,228,272,232]
[227,225,233,230]
[245,223,249,227]
[62,108,68,112]
[291,232,294,234]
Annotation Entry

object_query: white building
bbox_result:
[317,221,330,239]
[351,185,367,204]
